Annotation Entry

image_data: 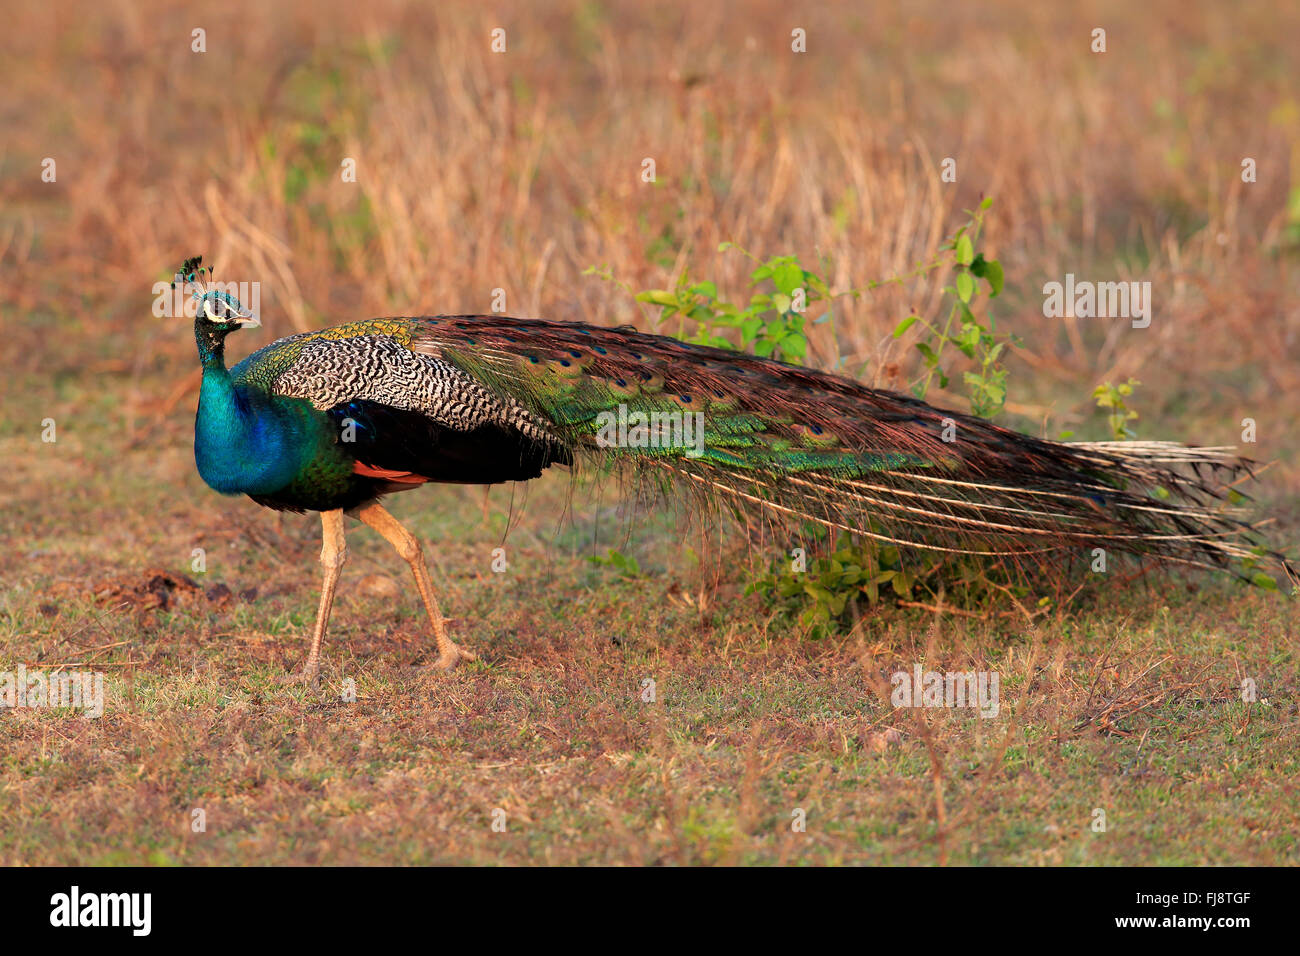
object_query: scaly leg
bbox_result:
[298,508,347,687]
[356,501,476,670]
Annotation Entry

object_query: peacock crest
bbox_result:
[174,255,256,325]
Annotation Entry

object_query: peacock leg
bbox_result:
[356,501,477,670]
[299,508,347,687]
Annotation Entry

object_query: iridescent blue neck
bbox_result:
[195,317,230,371]
[194,323,311,495]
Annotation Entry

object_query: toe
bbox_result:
[432,643,476,671]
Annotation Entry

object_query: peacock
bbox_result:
[180,256,1290,684]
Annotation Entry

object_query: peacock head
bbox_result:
[175,255,259,332]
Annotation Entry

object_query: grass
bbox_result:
[1,0,1298,865]
[3,466,1297,865]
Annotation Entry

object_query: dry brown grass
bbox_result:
[5,2,1299,433]
[2,497,1298,865]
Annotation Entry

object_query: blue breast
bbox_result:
[195,374,316,496]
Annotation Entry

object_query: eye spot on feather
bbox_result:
[594,347,608,355]
[790,421,839,447]
[568,350,582,358]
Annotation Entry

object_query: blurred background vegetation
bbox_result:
[4,0,1298,449]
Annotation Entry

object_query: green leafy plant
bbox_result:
[1239,547,1280,591]
[585,246,851,363]
[747,531,1039,639]
[891,198,1014,419]
[746,533,926,638]
[586,548,643,578]
[1286,184,1300,249]
[1093,378,1142,439]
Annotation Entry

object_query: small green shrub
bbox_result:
[586,548,643,579]
[892,197,1014,419]
[587,245,848,363]
[1092,378,1143,440]
[586,198,1054,635]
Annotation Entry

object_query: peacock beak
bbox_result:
[231,306,260,329]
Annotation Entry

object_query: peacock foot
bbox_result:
[430,641,478,672]
[285,661,322,691]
